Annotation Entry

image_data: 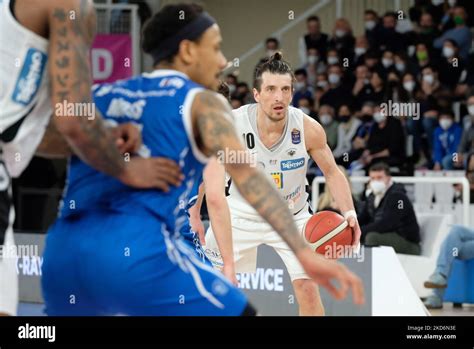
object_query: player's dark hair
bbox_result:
[253,52,295,91]
[142,3,204,64]
[218,81,231,102]
[369,162,391,176]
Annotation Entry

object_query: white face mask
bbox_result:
[468,105,474,116]
[432,0,444,5]
[327,56,339,65]
[317,80,328,88]
[295,81,305,91]
[370,180,386,195]
[365,20,376,30]
[335,29,346,38]
[440,119,453,130]
[354,47,367,56]
[448,0,456,7]
[423,74,434,84]
[328,73,340,85]
[299,107,310,115]
[442,46,455,58]
[228,84,236,94]
[395,62,406,72]
[373,112,386,123]
[307,55,318,65]
[382,58,393,68]
[320,114,332,125]
[403,80,415,92]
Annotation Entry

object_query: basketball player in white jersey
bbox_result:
[204,52,362,315]
[0,0,182,316]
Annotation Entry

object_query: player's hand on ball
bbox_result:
[120,157,183,191]
[347,216,361,247]
[298,249,365,305]
[113,123,142,154]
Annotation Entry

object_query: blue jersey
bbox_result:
[60,70,208,235]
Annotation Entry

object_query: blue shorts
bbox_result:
[180,223,212,267]
[41,210,248,316]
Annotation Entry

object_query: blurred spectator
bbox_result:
[394,51,416,77]
[412,42,436,73]
[456,96,474,166]
[230,97,243,109]
[225,74,238,96]
[437,39,466,89]
[326,48,340,66]
[417,65,452,112]
[333,104,362,167]
[298,16,329,67]
[378,12,408,53]
[364,9,383,49]
[434,6,472,61]
[414,12,441,47]
[359,162,421,255]
[423,224,474,309]
[301,47,327,87]
[359,106,406,169]
[433,109,462,170]
[380,50,397,77]
[409,0,441,26]
[420,108,440,168]
[352,64,374,109]
[353,35,369,66]
[350,102,375,164]
[292,69,314,107]
[234,82,253,104]
[319,65,352,111]
[317,165,360,213]
[328,18,355,64]
[256,37,280,67]
[318,104,339,150]
[367,70,386,104]
[297,96,318,120]
[363,49,380,70]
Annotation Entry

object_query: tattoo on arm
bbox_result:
[49,1,125,177]
[194,91,307,253]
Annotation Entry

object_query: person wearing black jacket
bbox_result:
[358,162,421,255]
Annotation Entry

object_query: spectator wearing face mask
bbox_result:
[302,48,327,87]
[358,162,421,255]
[414,12,441,47]
[333,104,362,167]
[225,74,238,96]
[378,12,408,53]
[353,36,369,67]
[394,51,416,77]
[433,110,462,170]
[364,9,383,49]
[412,42,436,74]
[328,18,355,65]
[360,106,406,169]
[379,50,397,77]
[434,6,472,61]
[297,96,318,120]
[367,70,386,105]
[455,95,474,167]
[298,15,329,67]
[319,65,352,111]
[256,37,280,71]
[418,65,452,112]
[352,65,374,110]
[437,39,466,89]
[292,69,314,107]
[317,104,339,149]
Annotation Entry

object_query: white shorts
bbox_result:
[0,225,18,315]
[205,206,312,281]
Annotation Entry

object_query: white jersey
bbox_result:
[0,0,51,177]
[227,104,310,220]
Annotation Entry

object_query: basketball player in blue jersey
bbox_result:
[41,3,364,316]
[0,0,181,316]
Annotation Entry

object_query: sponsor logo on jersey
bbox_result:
[286,148,297,156]
[106,98,146,119]
[269,159,278,165]
[291,128,301,144]
[237,268,285,292]
[12,48,47,105]
[159,77,185,89]
[271,172,283,189]
[281,157,305,171]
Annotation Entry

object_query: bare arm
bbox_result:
[203,158,237,284]
[36,116,72,158]
[48,0,125,178]
[304,115,361,246]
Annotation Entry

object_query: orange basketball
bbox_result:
[303,210,353,257]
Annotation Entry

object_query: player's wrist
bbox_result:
[343,210,357,220]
